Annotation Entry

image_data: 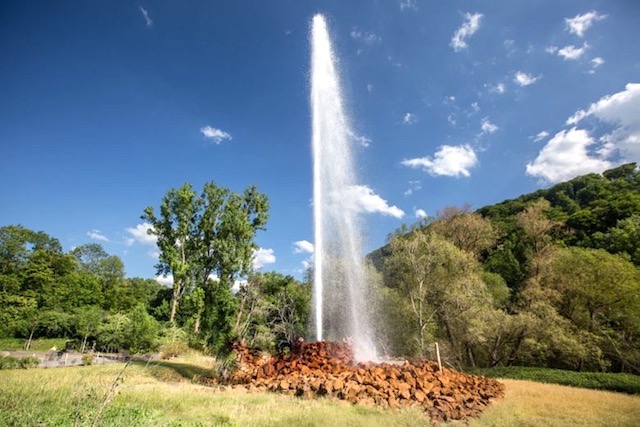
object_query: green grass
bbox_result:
[1,357,639,426]
[0,337,68,352]
[469,366,640,394]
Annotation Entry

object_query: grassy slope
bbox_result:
[0,356,639,426]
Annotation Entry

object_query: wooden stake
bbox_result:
[435,342,442,371]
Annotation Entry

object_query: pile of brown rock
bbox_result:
[217,340,504,422]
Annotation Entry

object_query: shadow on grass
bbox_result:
[131,359,215,384]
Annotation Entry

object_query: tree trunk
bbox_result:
[81,335,88,353]
[170,284,181,323]
[25,328,35,351]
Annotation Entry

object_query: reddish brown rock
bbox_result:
[221,340,504,423]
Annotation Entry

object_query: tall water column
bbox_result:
[310,14,376,361]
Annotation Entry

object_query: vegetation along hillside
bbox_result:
[1,165,639,380]
[369,163,640,374]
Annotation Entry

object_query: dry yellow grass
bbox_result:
[1,357,639,426]
[460,379,640,427]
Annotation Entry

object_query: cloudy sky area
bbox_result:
[1,1,639,281]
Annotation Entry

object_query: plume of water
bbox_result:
[310,14,377,362]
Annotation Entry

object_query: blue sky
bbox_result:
[1,1,639,281]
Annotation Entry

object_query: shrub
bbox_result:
[470,366,640,394]
[82,354,94,366]
[0,355,39,369]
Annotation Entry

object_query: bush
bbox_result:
[82,354,94,366]
[0,355,40,369]
[469,366,640,394]
[159,326,190,359]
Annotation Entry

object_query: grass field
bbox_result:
[469,366,640,395]
[1,355,639,426]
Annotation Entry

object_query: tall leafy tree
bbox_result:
[142,182,269,323]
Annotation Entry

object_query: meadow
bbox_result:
[1,354,639,427]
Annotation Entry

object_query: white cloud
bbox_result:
[481,117,498,134]
[545,46,559,54]
[532,131,550,142]
[87,229,109,242]
[200,125,232,144]
[400,0,418,11]
[526,128,612,184]
[402,144,478,178]
[126,222,157,245]
[415,208,428,219]
[565,11,607,37]
[403,113,418,125]
[155,275,173,287]
[557,43,589,60]
[471,102,480,113]
[589,57,605,74]
[139,6,152,27]
[447,114,456,126]
[253,248,276,270]
[148,250,160,259]
[566,82,640,162]
[403,180,422,196]
[514,71,541,87]
[350,132,371,148]
[450,12,483,52]
[293,240,314,254]
[366,83,373,92]
[487,83,506,94]
[343,185,405,218]
[350,29,381,45]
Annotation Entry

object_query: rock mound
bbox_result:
[219,340,504,422]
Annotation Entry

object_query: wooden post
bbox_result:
[435,342,442,371]
[64,353,69,367]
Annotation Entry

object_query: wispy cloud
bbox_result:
[87,229,109,242]
[349,131,371,148]
[487,82,506,94]
[200,125,232,144]
[253,247,276,270]
[565,11,607,37]
[293,240,314,254]
[343,185,405,218]
[480,117,498,134]
[139,6,153,27]
[402,144,478,178]
[450,12,483,52]
[366,83,374,92]
[400,0,418,11]
[125,222,157,245]
[514,71,541,87]
[589,57,605,74]
[403,113,418,125]
[350,28,381,45]
[556,43,589,60]
[531,130,550,142]
[403,180,422,196]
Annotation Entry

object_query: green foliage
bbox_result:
[142,181,269,324]
[0,355,39,369]
[470,366,640,394]
[233,272,310,351]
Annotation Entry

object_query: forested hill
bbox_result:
[478,162,640,265]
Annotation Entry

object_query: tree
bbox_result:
[429,205,499,259]
[73,306,104,353]
[385,230,492,363]
[142,182,269,323]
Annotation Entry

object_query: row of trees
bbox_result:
[0,181,310,356]
[374,175,640,373]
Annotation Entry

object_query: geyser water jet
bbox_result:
[310,14,377,361]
